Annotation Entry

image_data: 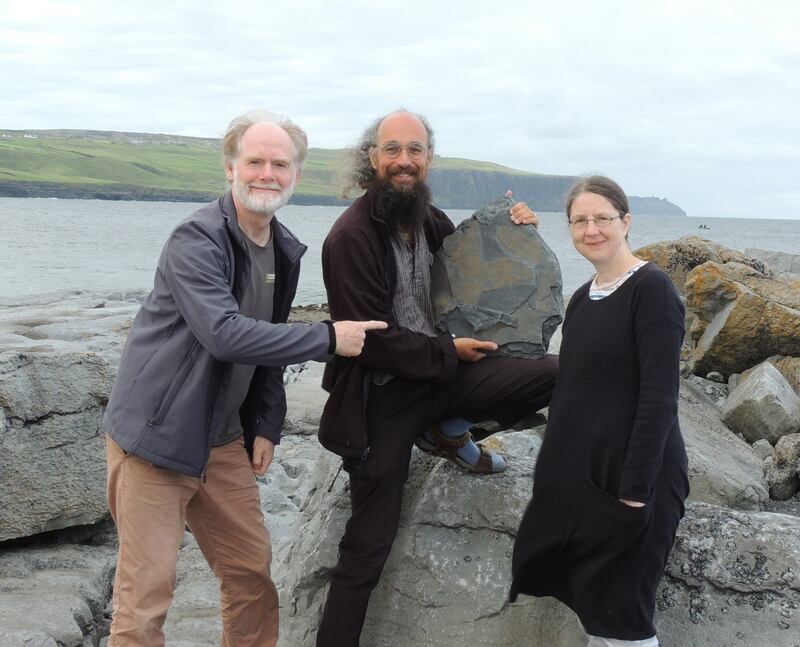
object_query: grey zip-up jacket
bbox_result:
[104,192,332,476]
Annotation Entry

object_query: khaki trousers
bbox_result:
[106,435,277,647]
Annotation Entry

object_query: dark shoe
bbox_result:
[415,426,506,474]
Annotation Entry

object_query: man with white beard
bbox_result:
[102,109,386,647]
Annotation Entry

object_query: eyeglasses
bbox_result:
[371,142,429,159]
[568,214,623,230]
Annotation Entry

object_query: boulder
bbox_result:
[684,374,728,409]
[722,362,800,445]
[2,357,797,645]
[752,439,775,462]
[765,434,800,501]
[745,248,800,277]
[0,293,138,541]
[658,501,800,646]
[0,542,117,647]
[634,236,765,295]
[741,355,800,397]
[277,425,793,646]
[678,380,768,510]
[431,196,563,359]
[685,261,800,377]
[282,361,326,436]
[279,430,586,647]
[771,356,800,396]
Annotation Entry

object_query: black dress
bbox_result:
[510,262,690,640]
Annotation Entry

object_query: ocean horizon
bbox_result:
[4,197,799,306]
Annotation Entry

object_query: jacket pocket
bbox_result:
[149,341,199,425]
[318,359,370,459]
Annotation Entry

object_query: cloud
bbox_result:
[1,0,799,218]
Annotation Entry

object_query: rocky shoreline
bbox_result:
[1,238,799,646]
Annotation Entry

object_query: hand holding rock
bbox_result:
[454,337,498,362]
[333,320,388,357]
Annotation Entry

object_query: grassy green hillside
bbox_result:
[0,131,226,197]
[0,129,686,214]
[0,130,530,201]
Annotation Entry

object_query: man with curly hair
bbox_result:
[316,109,559,646]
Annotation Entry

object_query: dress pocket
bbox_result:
[571,479,652,554]
[586,479,650,517]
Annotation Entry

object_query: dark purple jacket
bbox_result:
[104,192,331,476]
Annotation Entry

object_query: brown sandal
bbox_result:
[415,426,505,474]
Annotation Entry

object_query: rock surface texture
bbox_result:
[679,380,768,509]
[2,281,800,645]
[0,292,138,541]
[765,434,800,501]
[685,261,800,377]
[658,501,800,647]
[635,236,766,295]
[722,362,800,445]
[0,541,117,646]
[745,248,800,278]
[431,196,563,358]
[740,355,800,397]
[279,430,587,647]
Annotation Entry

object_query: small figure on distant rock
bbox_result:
[511,175,690,647]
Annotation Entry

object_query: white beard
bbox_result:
[232,173,296,216]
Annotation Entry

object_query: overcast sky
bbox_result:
[2,0,798,219]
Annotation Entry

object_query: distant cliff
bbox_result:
[427,169,686,216]
[0,129,686,215]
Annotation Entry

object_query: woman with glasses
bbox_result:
[510,176,689,647]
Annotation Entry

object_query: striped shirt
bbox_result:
[373,228,436,385]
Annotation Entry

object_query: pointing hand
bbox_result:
[333,320,388,357]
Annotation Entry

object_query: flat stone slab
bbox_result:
[431,196,563,359]
[0,543,116,647]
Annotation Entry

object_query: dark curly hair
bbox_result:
[341,109,435,198]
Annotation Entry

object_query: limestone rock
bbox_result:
[634,236,766,295]
[686,261,800,377]
[0,292,141,541]
[772,356,800,396]
[722,362,800,445]
[766,434,800,500]
[741,355,800,397]
[0,543,116,647]
[658,501,800,646]
[679,380,768,510]
[279,430,586,647]
[0,293,137,541]
[431,196,563,359]
[684,374,728,409]
[752,439,775,461]
[745,247,800,277]
[282,362,326,436]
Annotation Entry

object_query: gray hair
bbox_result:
[222,109,308,169]
[341,108,435,198]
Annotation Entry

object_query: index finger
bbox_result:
[360,320,389,330]
[473,340,498,351]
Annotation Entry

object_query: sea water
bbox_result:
[2,197,798,305]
